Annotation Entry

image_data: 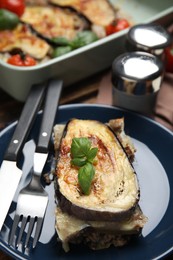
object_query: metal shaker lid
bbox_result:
[112,51,163,80]
[127,23,172,55]
[112,51,164,94]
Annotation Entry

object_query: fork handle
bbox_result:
[4,83,47,161]
[36,79,63,154]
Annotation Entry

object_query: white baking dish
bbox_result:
[0,0,173,101]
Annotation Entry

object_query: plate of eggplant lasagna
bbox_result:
[0,104,173,260]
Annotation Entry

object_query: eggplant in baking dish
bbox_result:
[53,118,147,251]
[0,23,50,59]
[20,5,90,42]
[0,0,130,64]
[49,0,117,26]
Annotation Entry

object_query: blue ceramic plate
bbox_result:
[0,104,173,260]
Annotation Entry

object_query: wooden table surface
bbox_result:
[0,69,172,259]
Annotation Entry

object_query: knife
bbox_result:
[0,83,47,231]
[32,79,62,180]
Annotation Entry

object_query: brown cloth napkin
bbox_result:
[96,71,173,132]
[154,73,173,131]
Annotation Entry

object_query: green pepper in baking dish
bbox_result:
[0,9,19,30]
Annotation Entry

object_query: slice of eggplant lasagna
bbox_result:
[53,118,147,252]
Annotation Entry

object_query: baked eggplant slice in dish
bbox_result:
[0,24,50,59]
[21,5,90,42]
[53,118,147,251]
[49,0,117,26]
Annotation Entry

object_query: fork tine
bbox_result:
[16,216,27,248]
[24,217,35,248]
[33,217,43,248]
[9,214,20,246]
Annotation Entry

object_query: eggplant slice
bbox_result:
[21,5,90,42]
[0,24,50,59]
[54,119,140,222]
[49,0,117,26]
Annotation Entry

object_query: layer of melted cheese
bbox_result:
[55,205,147,251]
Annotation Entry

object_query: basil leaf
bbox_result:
[70,137,98,195]
[87,147,98,163]
[78,163,95,195]
[70,31,98,49]
[71,137,91,158]
[0,9,19,30]
[71,157,87,167]
[51,37,70,46]
[52,46,72,58]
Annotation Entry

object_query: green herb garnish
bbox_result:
[70,31,98,49]
[52,46,72,58]
[51,36,70,46]
[70,137,98,195]
[78,163,95,195]
[0,9,19,30]
[51,30,98,57]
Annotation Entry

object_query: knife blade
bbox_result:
[0,83,47,231]
[33,79,62,177]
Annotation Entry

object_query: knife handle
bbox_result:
[36,79,63,154]
[4,83,47,161]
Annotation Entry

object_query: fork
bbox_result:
[9,79,63,249]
